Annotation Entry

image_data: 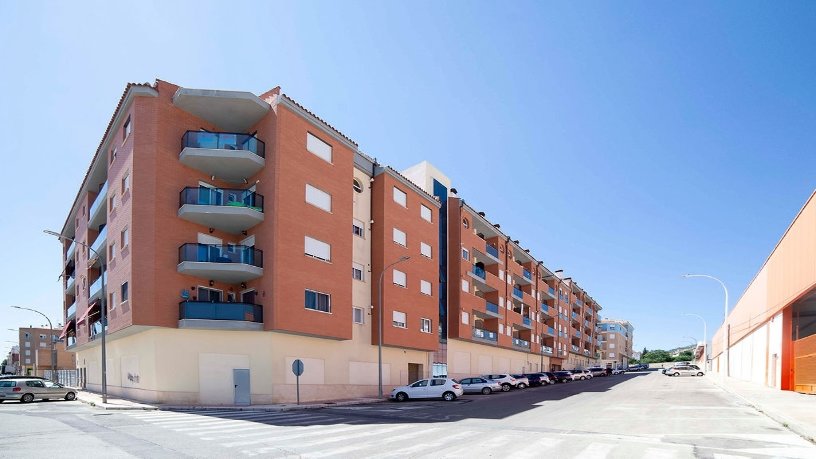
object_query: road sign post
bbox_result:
[292,359,304,405]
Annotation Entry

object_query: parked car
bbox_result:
[570,369,592,380]
[543,372,561,383]
[611,368,625,375]
[522,373,551,386]
[510,374,531,389]
[390,378,464,402]
[0,378,77,403]
[587,367,607,377]
[483,374,525,391]
[664,365,704,377]
[551,371,573,383]
[457,377,502,395]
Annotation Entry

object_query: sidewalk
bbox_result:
[75,389,385,412]
[711,376,816,443]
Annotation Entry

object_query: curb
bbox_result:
[711,378,816,444]
[159,398,387,412]
[76,395,159,411]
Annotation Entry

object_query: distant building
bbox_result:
[17,327,76,377]
[631,351,642,361]
[597,319,634,369]
[3,345,19,374]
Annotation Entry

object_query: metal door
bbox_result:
[233,369,250,405]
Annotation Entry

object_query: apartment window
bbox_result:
[110,147,117,164]
[109,242,116,260]
[198,286,222,302]
[609,334,616,340]
[25,350,30,356]
[392,311,406,328]
[24,359,30,364]
[609,343,616,349]
[462,248,469,260]
[420,280,432,296]
[352,219,365,238]
[609,352,616,358]
[306,132,332,163]
[393,187,407,207]
[420,318,432,333]
[420,242,432,258]
[109,292,115,310]
[39,342,46,348]
[121,228,129,248]
[393,228,407,246]
[463,218,469,228]
[24,342,30,347]
[305,184,332,212]
[461,279,469,292]
[352,178,363,193]
[352,262,364,281]
[393,269,407,287]
[353,307,364,324]
[420,204,432,222]
[109,193,116,211]
[305,289,331,313]
[123,116,131,141]
[121,173,130,193]
[39,334,46,340]
[305,236,331,262]
[121,281,129,302]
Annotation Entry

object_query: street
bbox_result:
[1,371,813,458]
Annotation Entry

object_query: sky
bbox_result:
[1,0,815,358]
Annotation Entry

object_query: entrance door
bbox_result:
[233,369,250,405]
[408,363,422,383]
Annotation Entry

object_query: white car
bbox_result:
[482,374,525,391]
[611,368,625,375]
[457,377,502,395]
[570,369,592,380]
[390,378,464,402]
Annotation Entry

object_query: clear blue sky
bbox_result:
[2,1,815,358]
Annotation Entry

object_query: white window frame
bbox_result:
[420,280,432,296]
[420,242,432,258]
[461,279,469,292]
[353,306,364,324]
[306,132,332,163]
[305,236,332,262]
[392,310,407,328]
[393,187,407,207]
[305,184,332,212]
[420,204,432,222]
[305,289,331,313]
[393,227,407,247]
[121,227,129,249]
[420,318,432,333]
[462,247,469,260]
[352,219,365,238]
[352,262,365,281]
[393,269,407,287]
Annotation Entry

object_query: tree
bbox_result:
[641,349,672,363]
[674,351,694,362]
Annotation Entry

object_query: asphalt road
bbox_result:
[1,371,814,458]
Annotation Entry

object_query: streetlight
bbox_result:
[378,255,410,398]
[11,306,56,381]
[44,229,107,403]
[683,313,708,369]
[683,273,729,377]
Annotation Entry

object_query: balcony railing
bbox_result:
[583,349,590,355]
[559,331,567,338]
[522,317,532,327]
[180,187,264,212]
[512,287,523,299]
[573,330,581,338]
[548,287,555,296]
[485,301,499,315]
[89,226,107,259]
[179,301,263,323]
[542,346,553,354]
[471,265,486,280]
[541,304,550,315]
[486,244,499,259]
[182,131,265,158]
[178,243,263,267]
[571,312,579,320]
[472,327,497,342]
[66,336,77,347]
[523,269,531,280]
[89,273,105,300]
[546,326,555,335]
[66,240,76,261]
[66,302,76,319]
[512,338,530,348]
[88,181,108,223]
[571,345,579,352]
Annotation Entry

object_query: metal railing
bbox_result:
[89,272,105,299]
[486,244,499,258]
[523,269,531,280]
[178,243,263,267]
[472,327,497,342]
[542,346,553,354]
[66,240,76,261]
[548,286,555,296]
[182,131,265,158]
[89,226,107,259]
[471,265,486,280]
[486,301,499,315]
[88,182,108,223]
[179,301,263,323]
[512,287,523,299]
[179,187,264,212]
[512,337,530,348]
[546,326,555,335]
[522,317,532,327]
[66,302,76,319]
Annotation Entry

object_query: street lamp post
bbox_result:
[11,306,56,382]
[683,273,729,377]
[683,313,708,369]
[44,229,107,403]
[378,255,411,398]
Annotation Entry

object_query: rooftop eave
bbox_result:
[173,88,270,132]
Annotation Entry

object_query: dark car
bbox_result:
[522,373,551,386]
[551,371,573,383]
[543,372,559,384]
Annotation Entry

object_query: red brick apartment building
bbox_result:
[56,80,602,404]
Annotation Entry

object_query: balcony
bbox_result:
[583,349,590,356]
[88,182,108,229]
[178,187,264,234]
[519,316,532,329]
[573,330,581,338]
[544,326,555,336]
[89,273,105,303]
[66,302,76,320]
[571,311,579,320]
[542,346,553,355]
[178,301,263,330]
[571,345,580,353]
[541,304,555,317]
[512,337,530,349]
[179,131,265,183]
[89,226,108,261]
[485,244,500,261]
[542,286,556,299]
[512,287,524,300]
[485,301,501,318]
[65,240,76,262]
[513,271,532,286]
[472,327,498,343]
[468,265,496,292]
[64,275,75,294]
[173,87,270,132]
[523,269,532,281]
[66,336,77,347]
[177,243,263,283]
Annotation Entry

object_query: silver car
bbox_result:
[665,365,704,377]
[457,377,502,395]
[0,378,77,403]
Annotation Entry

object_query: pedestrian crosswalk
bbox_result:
[121,409,816,458]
